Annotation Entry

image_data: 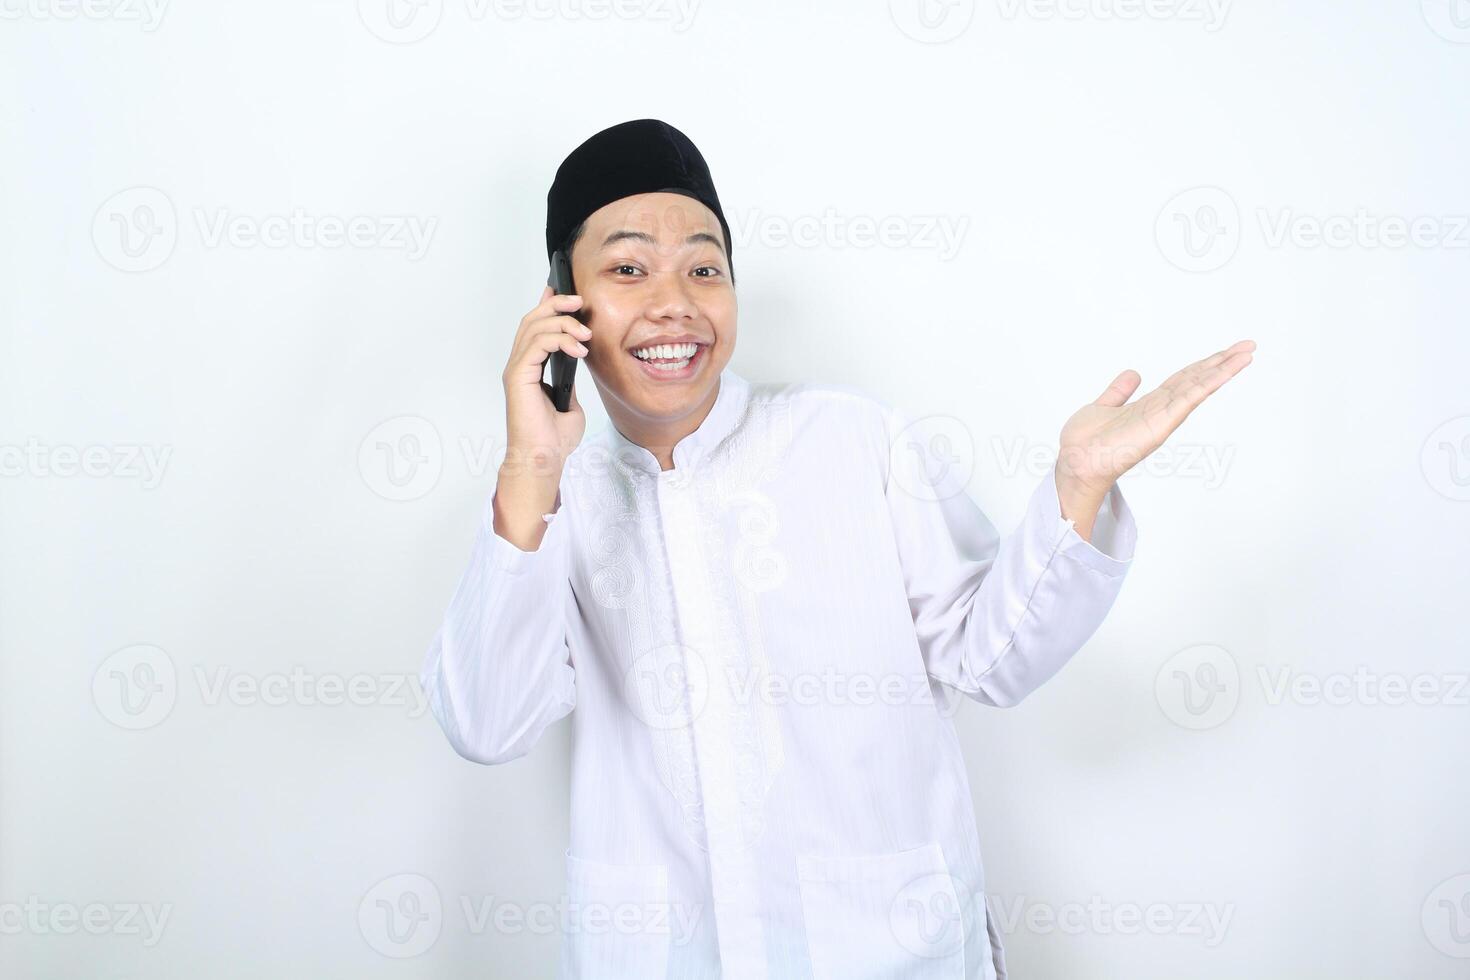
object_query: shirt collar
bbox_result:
[603,368,751,476]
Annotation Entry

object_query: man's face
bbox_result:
[570,191,736,428]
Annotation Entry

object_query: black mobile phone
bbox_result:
[544,249,579,413]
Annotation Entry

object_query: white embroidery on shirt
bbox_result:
[566,386,793,854]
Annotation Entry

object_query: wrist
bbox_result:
[1054,464,1108,506]
[491,469,561,551]
[500,442,569,483]
[1054,467,1108,537]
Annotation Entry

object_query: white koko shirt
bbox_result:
[421,368,1137,980]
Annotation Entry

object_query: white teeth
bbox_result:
[633,342,699,361]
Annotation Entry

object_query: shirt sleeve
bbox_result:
[419,488,576,764]
[881,406,1137,707]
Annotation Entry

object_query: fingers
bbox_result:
[535,328,588,359]
[1097,341,1256,414]
[1149,341,1255,424]
[504,329,585,384]
[522,321,588,362]
[1180,344,1254,402]
[1094,369,1142,407]
[513,297,591,353]
[504,282,595,389]
[520,292,584,332]
[1164,339,1257,390]
[505,311,590,383]
[516,291,582,336]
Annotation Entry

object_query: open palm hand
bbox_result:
[1057,340,1257,504]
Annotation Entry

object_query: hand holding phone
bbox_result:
[495,277,590,548]
[544,249,581,412]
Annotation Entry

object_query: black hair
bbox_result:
[564,219,587,257]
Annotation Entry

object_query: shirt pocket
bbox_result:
[558,849,671,980]
[796,841,968,980]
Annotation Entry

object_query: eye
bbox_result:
[611,264,643,277]
[691,265,723,278]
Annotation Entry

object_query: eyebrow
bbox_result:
[598,230,726,254]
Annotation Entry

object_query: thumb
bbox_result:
[1095,369,1141,407]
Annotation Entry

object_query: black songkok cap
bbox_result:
[545,119,733,276]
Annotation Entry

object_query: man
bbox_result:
[420,118,1255,979]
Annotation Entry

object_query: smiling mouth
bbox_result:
[627,341,708,379]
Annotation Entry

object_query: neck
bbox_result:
[605,378,722,471]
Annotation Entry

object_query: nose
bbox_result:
[644,270,696,323]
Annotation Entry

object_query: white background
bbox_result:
[3,1,1468,977]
